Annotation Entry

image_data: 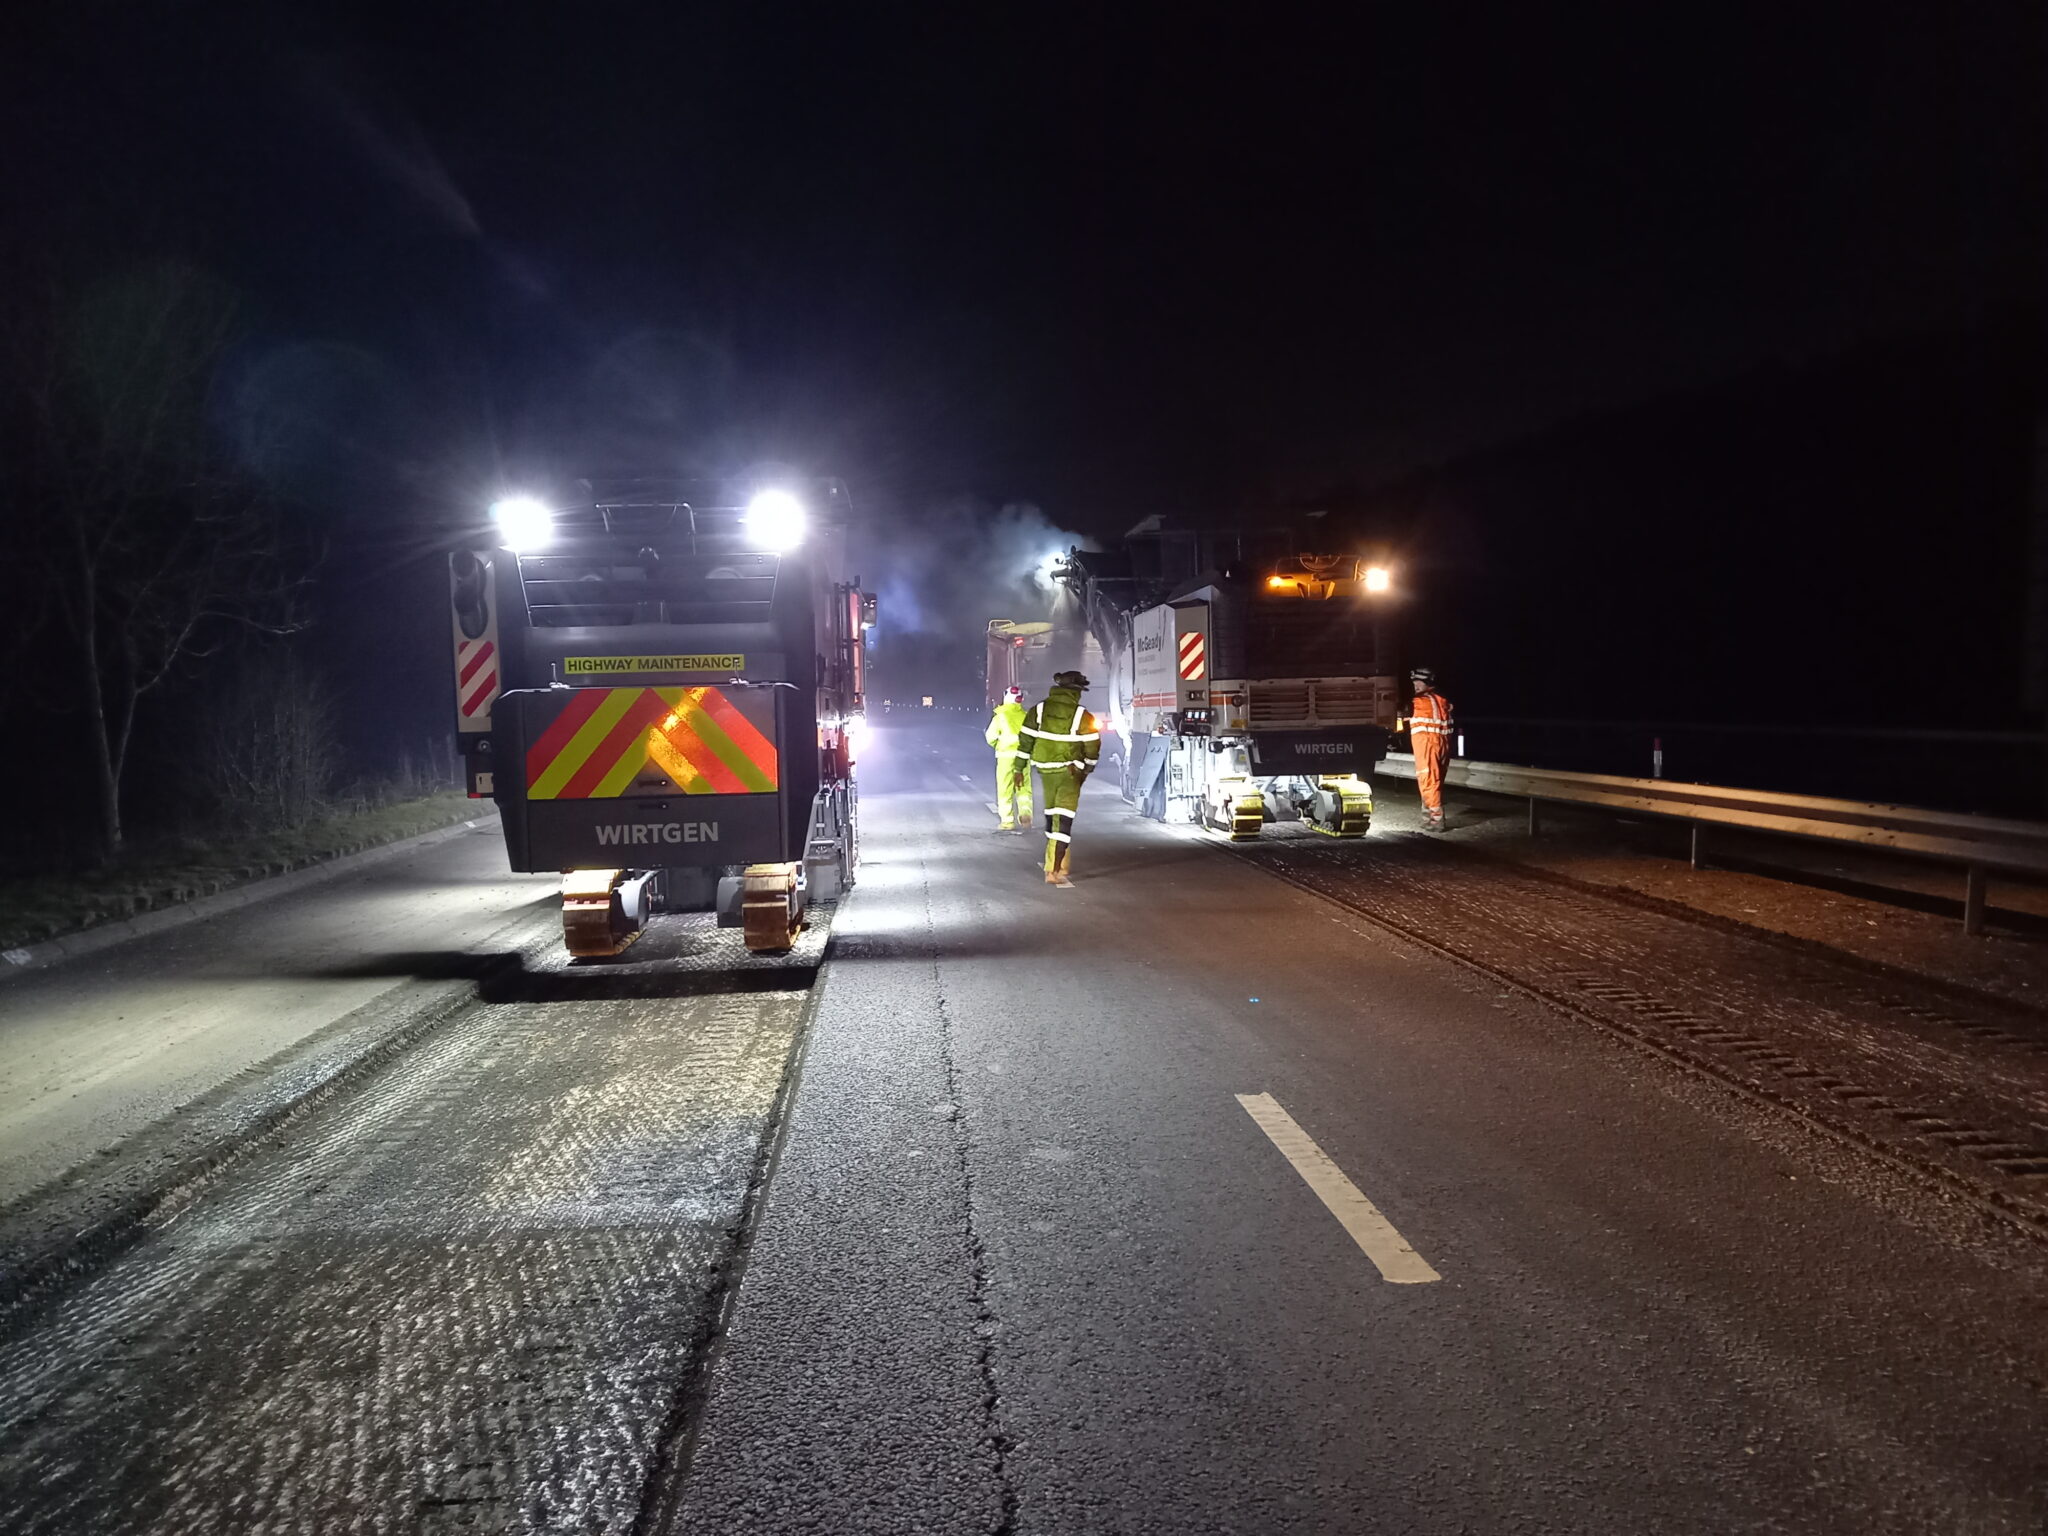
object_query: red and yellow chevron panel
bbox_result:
[525,687,779,800]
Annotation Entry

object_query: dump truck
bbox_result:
[1058,518,1400,838]
[449,478,871,955]
[985,619,1055,709]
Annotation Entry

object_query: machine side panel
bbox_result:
[1130,605,1178,724]
[1173,602,1210,712]
[450,553,501,736]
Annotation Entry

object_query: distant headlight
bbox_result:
[490,495,553,553]
[744,489,807,550]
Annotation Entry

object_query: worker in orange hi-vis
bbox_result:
[1402,666,1454,831]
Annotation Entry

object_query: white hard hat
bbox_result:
[1005,685,1024,701]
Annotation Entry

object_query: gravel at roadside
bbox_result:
[1370,776,2048,1011]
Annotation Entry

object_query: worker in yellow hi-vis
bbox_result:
[1019,670,1100,886]
[985,684,1032,831]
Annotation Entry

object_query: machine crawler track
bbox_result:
[741,863,803,952]
[562,868,643,958]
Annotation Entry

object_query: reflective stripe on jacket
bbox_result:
[986,700,1027,755]
[1409,691,1454,737]
[1021,687,1101,770]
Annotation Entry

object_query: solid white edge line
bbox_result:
[1236,1092,1441,1284]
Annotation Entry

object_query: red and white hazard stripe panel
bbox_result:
[1177,630,1207,682]
[457,637,499,721]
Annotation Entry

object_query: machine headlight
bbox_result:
[744,489,807,550]
[490,495,554,553]
[1364,565,1392,594]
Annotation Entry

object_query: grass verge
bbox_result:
[0,792,484,951]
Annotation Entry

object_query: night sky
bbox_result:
[3,3,2041,806]
[11,5,2034,512]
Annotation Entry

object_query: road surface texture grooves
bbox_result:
[0,826,564,1213]
[0,923,542,1325]
[0,919,819,1534]
[627,927,834,1536]
[626,920,843,1536]
[665,725,2046,1534]
[1231,826,2048,1234]
[1442,834,2048,1038]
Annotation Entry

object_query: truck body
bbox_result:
[985,620,1055,710]
[450,478,868,953]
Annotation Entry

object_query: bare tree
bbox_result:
[11,263,305,857]
[197,647,337,831]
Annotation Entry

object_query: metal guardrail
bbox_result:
[1459,716,2047,746]
[1447,718,2048,821]
[1377,753,2048,934]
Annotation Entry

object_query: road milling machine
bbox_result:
[449,479,871,956]
[1057,517,1401,839]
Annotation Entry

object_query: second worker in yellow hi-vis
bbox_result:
[985,684,1032,831]
[1019,670,1100,887]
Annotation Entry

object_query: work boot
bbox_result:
[1044,869,1060,884]
[1052,870,1075,888]
[998,819,1015,832]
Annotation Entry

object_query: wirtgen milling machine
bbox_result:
[1057,516,1401,840]
[449,479,871,956]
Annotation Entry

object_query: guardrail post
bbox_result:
[1528,798,1540,837]
[1690,824,1707,870]
[1964,866,1988,936]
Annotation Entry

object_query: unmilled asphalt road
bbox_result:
[2,721,2045,1534]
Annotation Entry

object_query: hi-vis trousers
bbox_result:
[995,751,1032,826]
[1037,765,1082,873]
[1413,733,1449,823]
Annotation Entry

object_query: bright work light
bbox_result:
[1364,565,1392,593]
[744,489,807,550]
[489,495,553,553]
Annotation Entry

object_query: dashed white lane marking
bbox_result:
[1236,1092,1441,1284]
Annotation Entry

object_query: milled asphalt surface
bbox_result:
[672,722,2048,1535]
[0,826,559,1206]
[0,917,815,1533]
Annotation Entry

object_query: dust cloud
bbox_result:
[853,497,1089,706]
